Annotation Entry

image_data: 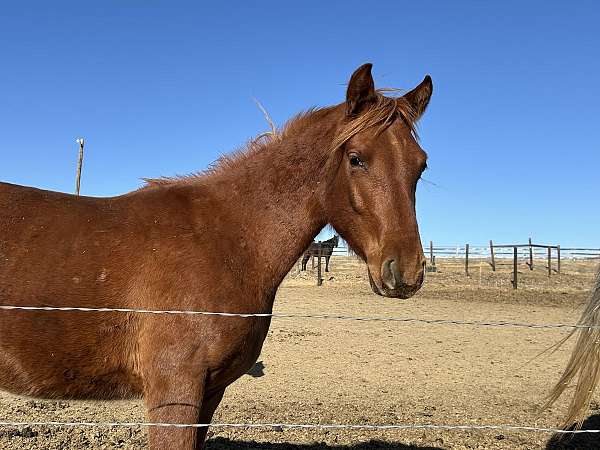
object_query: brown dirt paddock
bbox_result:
[1,257,599,449]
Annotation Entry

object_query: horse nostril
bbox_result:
[381,259,399,290]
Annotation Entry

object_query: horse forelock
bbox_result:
[329,90,419,154]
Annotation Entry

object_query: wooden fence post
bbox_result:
[557,245,561,274]
[547,246,551,277]
[429,240,434,267]
[528,237,533,270]
[489,240,496,271]
[512,246,518,289]
[465,244,469,277]
[75,138,85,195]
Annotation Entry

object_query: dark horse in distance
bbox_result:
[301,235,339,272]
[0,64,432,449]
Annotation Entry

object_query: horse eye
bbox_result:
[349,154,363,168]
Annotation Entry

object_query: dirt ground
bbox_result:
[1,257,599,449]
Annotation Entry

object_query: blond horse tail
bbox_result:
[546,267,600,428]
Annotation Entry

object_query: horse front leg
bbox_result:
[325,255,330,272]
[143,358,207,449]
[301,254,309,271]
[195,388,226,449]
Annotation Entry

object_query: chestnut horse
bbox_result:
[0,63,432,449]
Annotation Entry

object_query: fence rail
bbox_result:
[328,243,599,260]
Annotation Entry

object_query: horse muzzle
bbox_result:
[368,258,425,299]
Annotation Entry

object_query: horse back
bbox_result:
[1,182,151,305]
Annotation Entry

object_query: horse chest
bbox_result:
[205,317,271,385]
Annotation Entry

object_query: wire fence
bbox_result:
[0,303,597,439]
[4,243,590,442]
[0,304,594,329]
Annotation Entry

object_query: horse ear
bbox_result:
[346,63,377,116]
[402,75,433,120]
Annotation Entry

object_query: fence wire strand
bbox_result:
[0,420,597,434]
[0,304,591,329]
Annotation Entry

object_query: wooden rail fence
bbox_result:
[301,238,599,288]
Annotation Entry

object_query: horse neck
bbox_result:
[210,108,341,297]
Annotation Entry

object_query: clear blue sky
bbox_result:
[1,1,598,246]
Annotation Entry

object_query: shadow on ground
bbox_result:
[206,437,442,450]
[546,413,600,449]
[246,360,266,378]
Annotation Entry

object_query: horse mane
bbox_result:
[141,107,327,189]
[142,90,418,189]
